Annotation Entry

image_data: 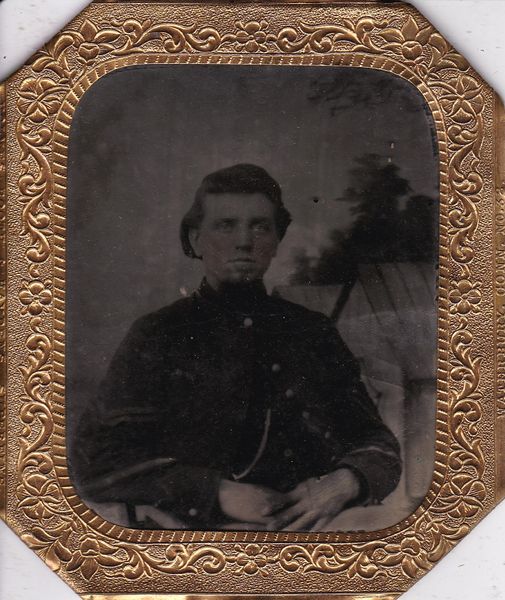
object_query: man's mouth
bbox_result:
[229,258,255,263]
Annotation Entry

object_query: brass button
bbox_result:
[243,317,253,328]
[272,363,281,373]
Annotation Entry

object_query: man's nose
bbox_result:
[234,226,253,249]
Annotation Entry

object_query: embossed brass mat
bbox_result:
[1,0,504,598]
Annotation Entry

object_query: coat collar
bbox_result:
[195,278,269,314]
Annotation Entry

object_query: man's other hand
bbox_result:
[218,479,289,524]
[267,468,361,531]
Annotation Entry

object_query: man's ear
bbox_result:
[188,228,202,259]
[272,237,279,258]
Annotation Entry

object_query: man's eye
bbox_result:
[252,222,272,233]
[215,221,234,231]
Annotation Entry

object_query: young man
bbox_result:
[71,163,401,531]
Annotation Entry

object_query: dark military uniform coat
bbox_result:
[71,280,401,528]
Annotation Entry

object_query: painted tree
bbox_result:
[290,154,437,286]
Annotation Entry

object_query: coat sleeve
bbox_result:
[69,314,223,526]
[314,321,402,504]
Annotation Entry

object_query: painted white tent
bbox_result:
[275,262,437,531]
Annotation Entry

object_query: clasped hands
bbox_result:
[218,468,361,531]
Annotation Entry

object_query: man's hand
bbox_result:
[218,479,289,524]
[267,468,362,531]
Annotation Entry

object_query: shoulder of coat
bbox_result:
[268,293,333,329]
[130,296,197,334]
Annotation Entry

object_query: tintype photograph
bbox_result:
[66,64,439,533]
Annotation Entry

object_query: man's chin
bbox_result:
[221,270,264,286]
[225,267,262,283]
[227,274,259,284]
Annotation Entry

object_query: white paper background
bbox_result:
[0,0,504,598]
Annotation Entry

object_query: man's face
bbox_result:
[189,192,280,288]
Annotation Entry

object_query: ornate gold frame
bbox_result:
[1,0,504,598]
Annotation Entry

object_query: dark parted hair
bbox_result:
[180,163,292,259]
